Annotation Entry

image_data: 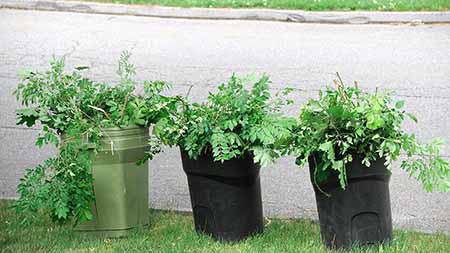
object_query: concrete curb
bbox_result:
[1,0,450,24]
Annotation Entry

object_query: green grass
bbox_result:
[1,200,449,252]
[77,0,450,11]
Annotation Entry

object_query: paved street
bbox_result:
[0,9,449,233]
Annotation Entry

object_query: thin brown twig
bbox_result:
[119,94,129,122]
[88,105,111,120]
[333,79,342,89]
[78,106,113,144]
[335,72,355,107]
[354,81,361,105]
[336,72,345,87]
[185,85,194,99]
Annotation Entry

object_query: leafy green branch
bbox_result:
[154,74,296,167]
[288,76,450,192]
[13,52,168,224]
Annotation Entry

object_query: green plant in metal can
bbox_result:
[13,52,170,224]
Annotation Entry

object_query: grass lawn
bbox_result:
[76,0,450,11]
[1,200,450,252]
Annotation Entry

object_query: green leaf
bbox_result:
[17,108,38,116]
[366,114,385,130]
[35,137,44,148]
[253,147,275,167]
[55,204,69,219]
[16,113,39,127]
[406,113,418,123]
[318,141,335,161]
[395,100,405,109]
[318,141,333,152]
[134,118,146,125]
[308,101,322,112]
[18,68,32,80]
[332,160,346,189]
[75,66,89,71]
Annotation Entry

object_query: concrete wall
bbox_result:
[0,9,449,233]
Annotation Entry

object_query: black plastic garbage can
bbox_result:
[181,150,264,242]
[308,154,393,249]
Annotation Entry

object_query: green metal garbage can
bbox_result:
[74,125,149,237]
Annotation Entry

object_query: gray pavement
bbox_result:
[0,9,449,233]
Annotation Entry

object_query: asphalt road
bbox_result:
[0,9,449,233]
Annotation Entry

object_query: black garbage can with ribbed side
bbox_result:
[308,154,393,249]
[181,150,264,242]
